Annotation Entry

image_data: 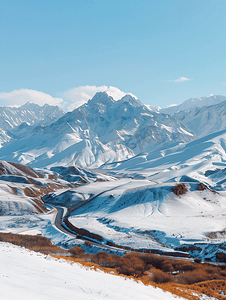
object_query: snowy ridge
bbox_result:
[102,128,226,193]
[0,103,64,146]
[0,102,64,130]
[175,99,226,138]
[161,94,226,115]
[0,92,194,168]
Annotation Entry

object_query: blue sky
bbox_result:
[1,0,226,110]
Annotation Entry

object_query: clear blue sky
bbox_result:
[1,0,226,108]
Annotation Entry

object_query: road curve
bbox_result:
[52,205,127,252]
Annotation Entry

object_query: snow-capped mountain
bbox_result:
[0,102,64,130]
[0,92,194,168]
[39,126,226,261]
[2,92,226,285]
[0,103,65,146]
[161,94,226,115]
[174,99,226,138]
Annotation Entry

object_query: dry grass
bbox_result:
[176,245,202,254]
[196,183,206,191]
[172,183,187,196]
[24,184,67,199]
[48,174,58,180]
[95,178,107,182]
[7,185,18,195]
[54,251,226,300]
[0,163,9,175]
[24,187,42,197]
[0,232,68,255]
[1,232,226,299]
[7,161,44,178]
[31,198,49,213]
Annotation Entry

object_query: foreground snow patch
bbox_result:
[0,242,183,300]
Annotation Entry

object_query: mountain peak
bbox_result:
[21,102,40,109]
[120,94,142,107]
[87,92,115,107]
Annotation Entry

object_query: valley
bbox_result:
[1,93,226,299]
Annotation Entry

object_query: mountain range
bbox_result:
[0,93,226,169]
[0,102,64,146]
[160,94,226,115]
[2,91,226,277]
[0,92,194,168]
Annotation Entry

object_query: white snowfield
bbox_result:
[0,242,183,300]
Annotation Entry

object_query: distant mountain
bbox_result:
[161,95,226,115]
[0,102,65,130]
[0,103,65,146]
[0,92,194,168]
[175,100,226,138]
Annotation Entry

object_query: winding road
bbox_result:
[50,182,191,258]
[51,180,134,251]
[52,205,128,252]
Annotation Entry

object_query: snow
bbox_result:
[0,92,194,168]
[0,103,64,144]
[0,242,182,300]
[1,92,226,298]
[65,179,226,253]
[175,100,226,138]
[161,94,226,115]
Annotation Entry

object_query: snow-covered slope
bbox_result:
[0,92,195,168]
[49,165,116,184]
[37,129,226,259]
[161,94,226,115]
[0,128,11,146]
[0,242,180,300]
[174,100,226,138]
[46,173,226,260]
[0,160,74,218]
[102,129,226,193]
